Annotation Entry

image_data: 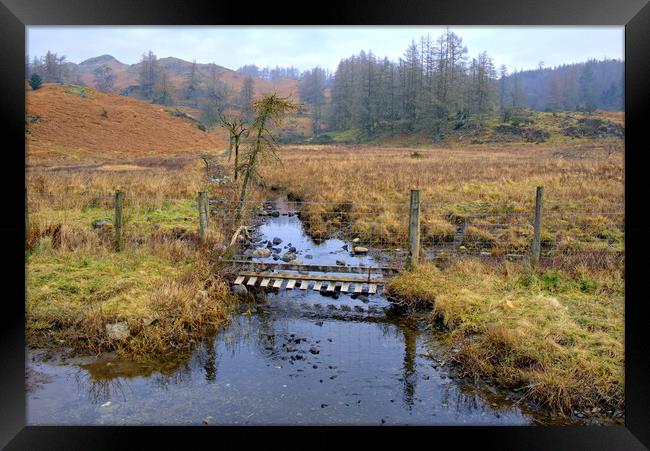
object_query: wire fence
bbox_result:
[25,190,624,270]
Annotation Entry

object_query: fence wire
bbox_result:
[26,191,624,270]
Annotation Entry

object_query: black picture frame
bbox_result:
[1,0,648,448]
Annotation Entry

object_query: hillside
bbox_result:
[26,84,230,167]
[66,55,299,103]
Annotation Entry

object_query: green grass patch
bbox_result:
[386,259,624,415]
[26,236,235,356]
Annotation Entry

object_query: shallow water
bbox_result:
[27,201,538,425]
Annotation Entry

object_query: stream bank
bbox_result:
[26,197,570,425]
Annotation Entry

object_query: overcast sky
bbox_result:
[27,26,623,73]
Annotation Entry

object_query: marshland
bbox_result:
[25,26,624,425]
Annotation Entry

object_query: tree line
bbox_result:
[237,65,304,81]
[27,32,624,141]
[296,29,624,140]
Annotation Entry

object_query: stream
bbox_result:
[26,199,550,425]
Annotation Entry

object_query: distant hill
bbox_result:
[54,54,299,105]
[26,83,230,166]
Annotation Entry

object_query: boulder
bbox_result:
[352,237,360,243]
[252,248,272,258]
[105,322,129,340]
[336,260,347,266]
[272,237,283,245]
[287,259,304,265]
[353,246,368,254]
[281,252,297,262]
[231,284,248,297]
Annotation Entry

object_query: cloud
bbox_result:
[27,26,623,72]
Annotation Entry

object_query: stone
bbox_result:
[142,317,157,327]
[92,219,112,229]
[105,322,129,340]
[231,284,248,297]
[281,252,297,262]
[288,259,304,265]
[288,246,297,253]
[304,254,313,259]
[352,238,360,243]
[270,211,280,218]
[252,248,272,258]
[353,246,368,254]
[309,347,320,354]
[336,260,347,266]
[272,237,283,245]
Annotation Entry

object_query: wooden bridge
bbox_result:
[223,190,421,295]
[229,261,400,295]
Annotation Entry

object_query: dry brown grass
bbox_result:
[256,141,624,255]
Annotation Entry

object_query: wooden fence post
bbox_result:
[198,190,209,243]
[114,190,123,252]
[531,186,544,264]
[408,189,421,269]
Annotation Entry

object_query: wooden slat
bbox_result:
[260,278,270,288]
[354,283,363,293]
[221,260,400,275]
[341,282,350,293]
[299,280,309,290]
[326,281,336,292]
[313,281,323,291]
[246,276,257,286]
[272,279,283,289]
[286,279,296,290]
[368,284,377,294]
[234,276,245,285]
[238,271,385,284]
